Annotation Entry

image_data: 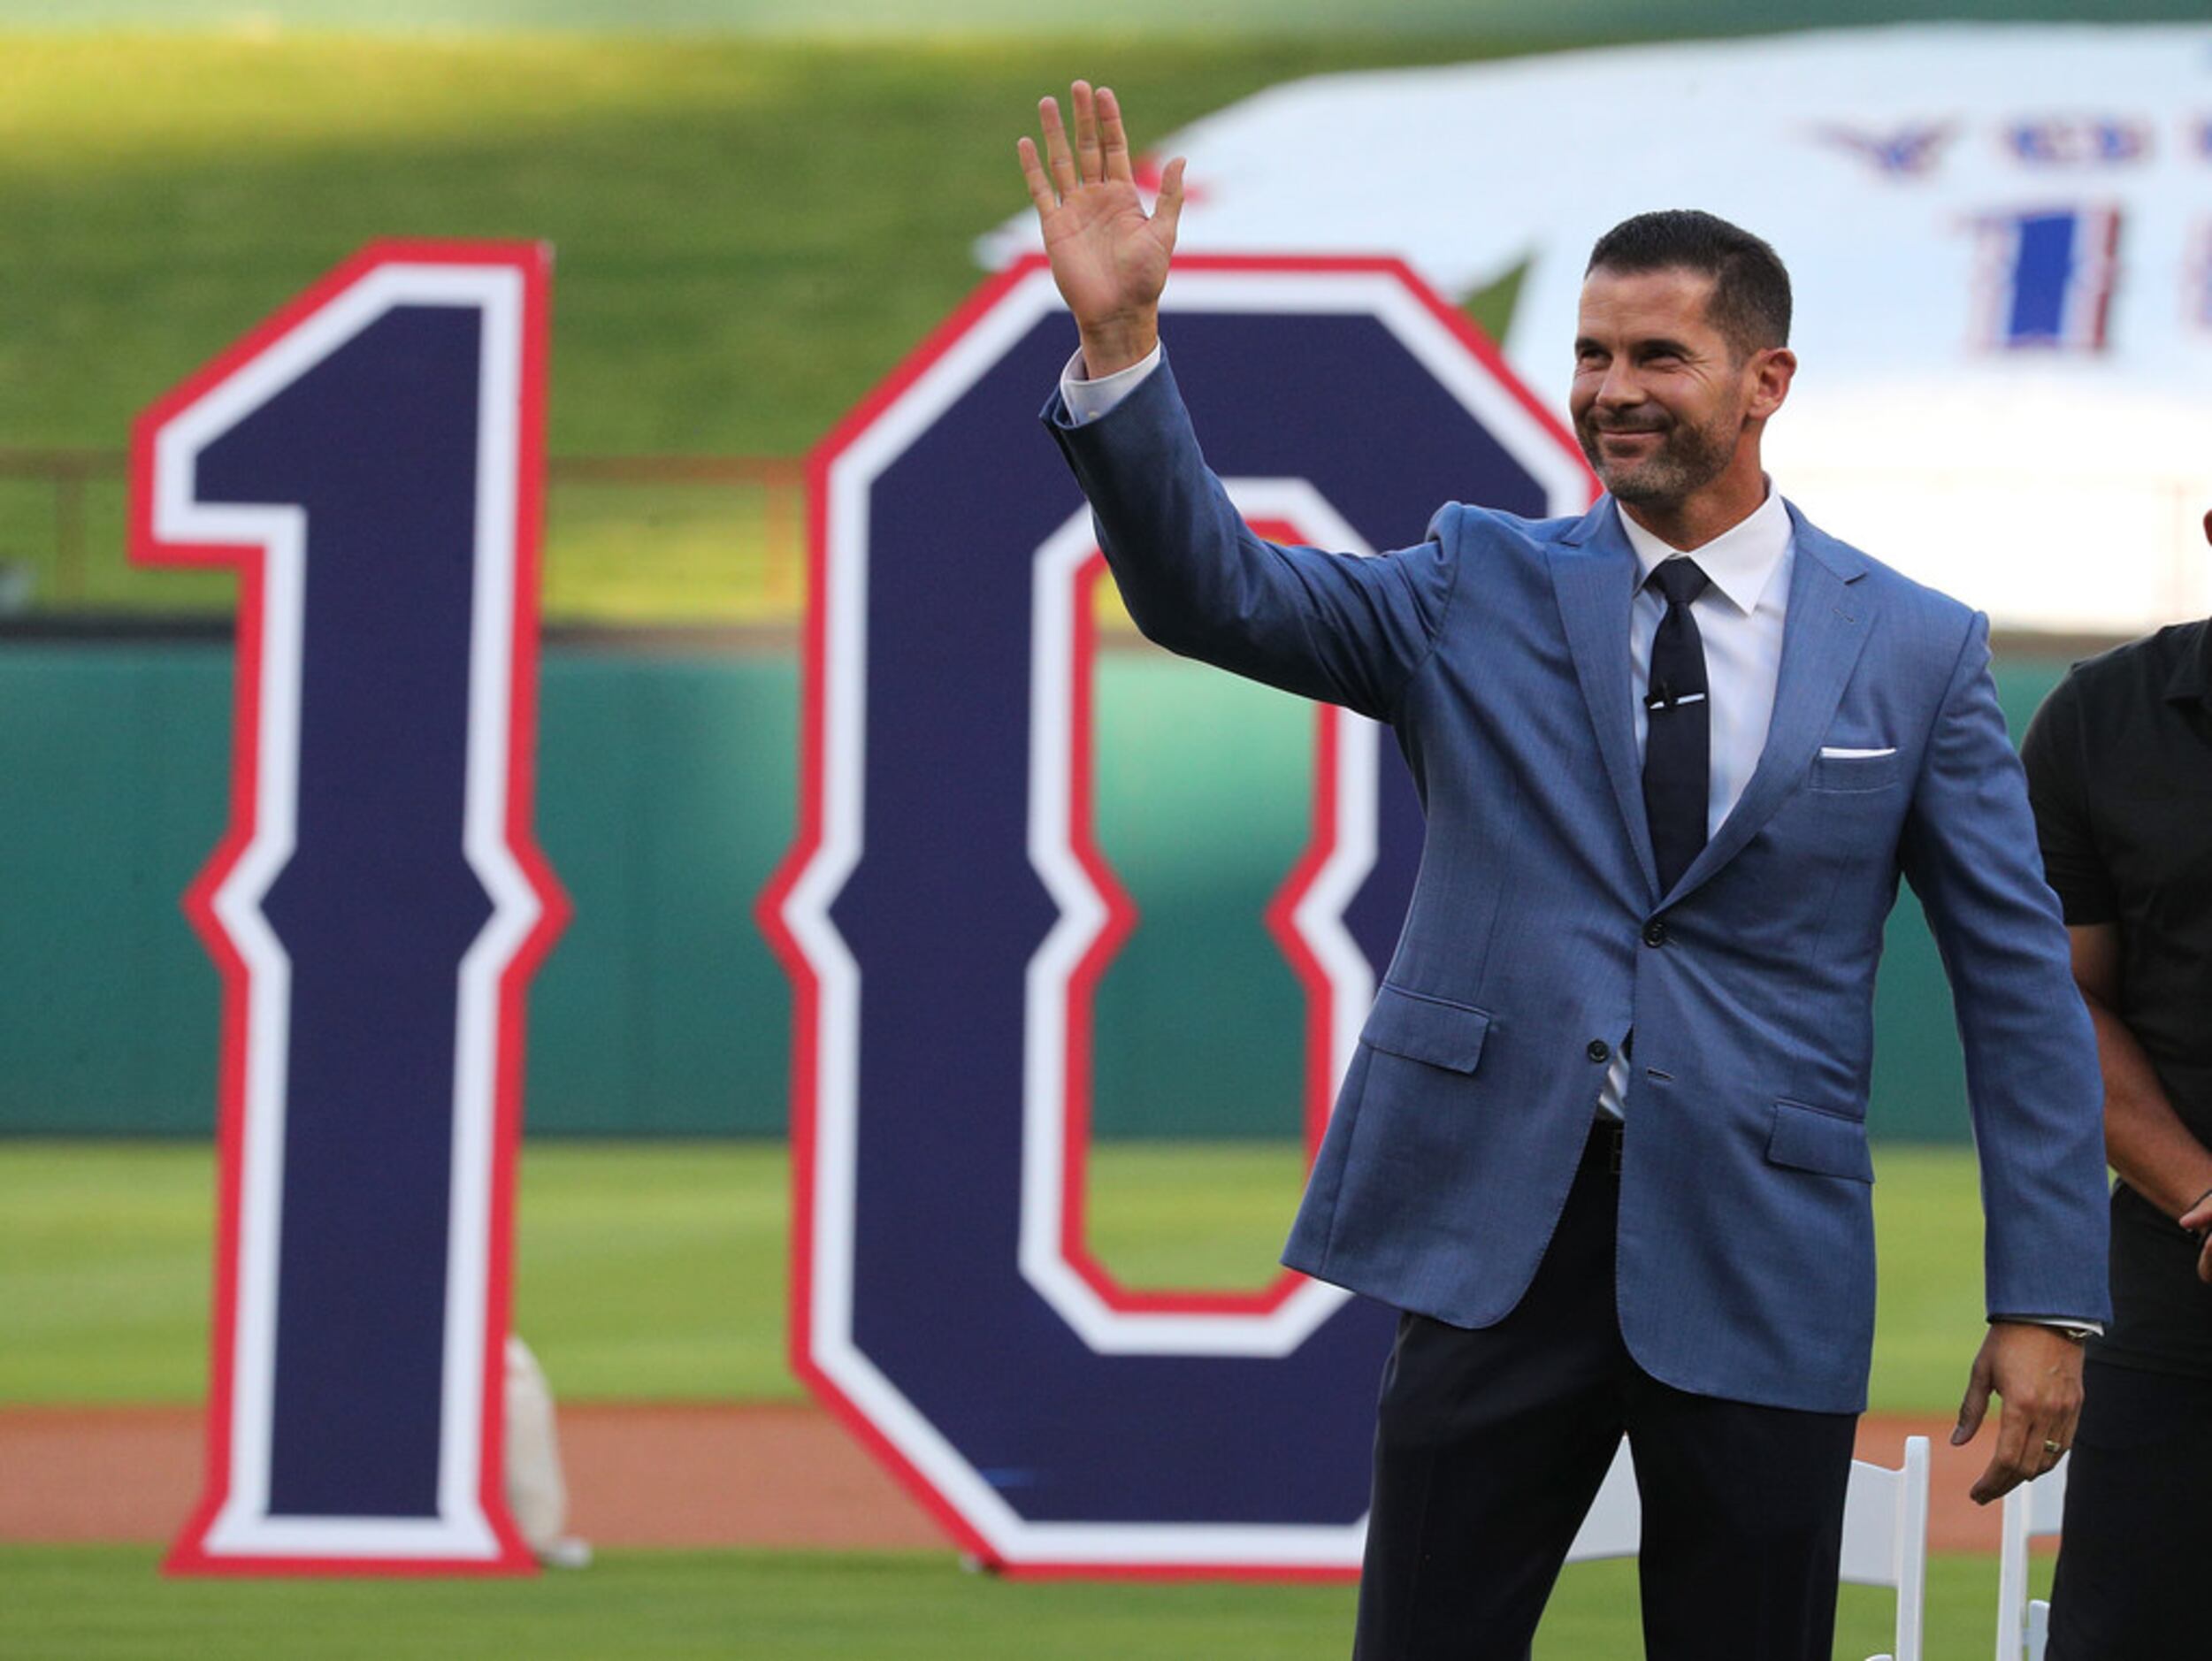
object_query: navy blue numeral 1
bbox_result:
[134,244,565,1574]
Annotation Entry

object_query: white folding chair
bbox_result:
[1565,1433,1929,1661]
[1838,1434,1930,1661]
[1995,1452,2068,1661]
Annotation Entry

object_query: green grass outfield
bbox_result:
[0,1544,2052,1659]
[0,1139,2051,1655]
[2,1138,1988,1412]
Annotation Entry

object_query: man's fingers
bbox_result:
[2013,1383,2079,1488]
[1071,80,1104,185]
[1037,96,1079,198]
[2197,1233,2212,1284]
[1993,1398,2034,1499]
[1152,156,1189,246]
[1970,1393,2040,1504]
[1952,1368,1991,1446]
[1968,1342,2085,1503]
[1971,1447,2032,1505]
[2045,1382,2083,1473]
[2040,1407,2078,1474]
[1016,136,1057,219]
[1097,86,1136,183]
[1975,1403,2078,1503]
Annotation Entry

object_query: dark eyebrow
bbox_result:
[1636,337,1694,358]
[1573,337,1605,356]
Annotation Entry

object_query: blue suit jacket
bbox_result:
[1047,355,2109,1414]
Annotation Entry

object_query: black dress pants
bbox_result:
[2045,1359,2212,1659]
[1352,1122,1860,1660]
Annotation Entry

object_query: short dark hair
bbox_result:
[1585,210,1792,356]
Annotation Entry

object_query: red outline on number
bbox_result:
[760,253,1589,1577]
[1057,526,1335,1316]
[1055,555,1142,1300]
[136,240,563,1578]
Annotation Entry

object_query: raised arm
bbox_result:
[1020,83,1458,720]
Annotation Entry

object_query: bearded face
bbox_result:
[1569,266,1765,517]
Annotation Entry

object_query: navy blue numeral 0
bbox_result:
[134,243,566,1574]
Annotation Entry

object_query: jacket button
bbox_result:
[1642,919,1669,947]
[1587,1038,1611,1064]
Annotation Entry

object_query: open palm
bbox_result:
[1017,82,1186,375]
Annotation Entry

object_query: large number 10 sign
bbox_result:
[140,245,1581,1579]
[764,256,1592,1575]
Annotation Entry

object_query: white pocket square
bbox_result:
[1819,746,1896,759]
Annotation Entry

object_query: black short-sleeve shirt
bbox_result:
[2022,618,2212,1376]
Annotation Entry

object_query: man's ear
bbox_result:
[1747,347,1796,421]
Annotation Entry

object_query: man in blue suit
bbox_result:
[1018,82,2109,1658]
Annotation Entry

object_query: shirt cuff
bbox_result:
[1060,343,1163,425]
[1994,1316,2104,1340]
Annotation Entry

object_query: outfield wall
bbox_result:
[0,633,2078,1142]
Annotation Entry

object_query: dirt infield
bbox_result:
[0,1405,2037,1555]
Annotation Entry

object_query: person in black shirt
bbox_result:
[2020,506,2212,1658]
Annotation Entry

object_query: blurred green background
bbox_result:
[0,10,2129,1650]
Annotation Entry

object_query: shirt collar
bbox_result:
[1613,482,1793,614]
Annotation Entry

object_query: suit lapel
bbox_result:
[1550,501,1659,901]
[1662,509,1873,907]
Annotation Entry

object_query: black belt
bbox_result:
[1586,1115,1624,1176]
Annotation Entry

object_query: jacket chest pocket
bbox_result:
[1807,749,1902,794]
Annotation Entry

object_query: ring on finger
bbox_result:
[2041,1437,2064,1456]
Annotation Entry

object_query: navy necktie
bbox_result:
[1642,557,1711,894]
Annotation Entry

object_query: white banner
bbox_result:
[984,25,2212,633]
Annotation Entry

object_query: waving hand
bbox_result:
[1017,81,1187,378]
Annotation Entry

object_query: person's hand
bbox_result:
[1952,1321,2084,1504]
[1016,80,1186,379]
[2178,1187,2212,1282]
